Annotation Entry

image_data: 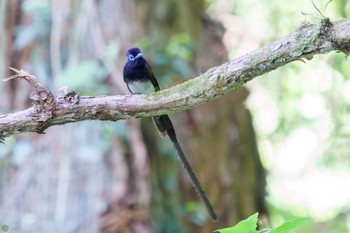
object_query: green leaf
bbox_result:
[269,218,310,233]
[215,213,259,233]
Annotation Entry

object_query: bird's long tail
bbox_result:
[153,115,217,220]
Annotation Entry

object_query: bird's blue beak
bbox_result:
[135,53,143,59]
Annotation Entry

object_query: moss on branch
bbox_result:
[1,18,350,139]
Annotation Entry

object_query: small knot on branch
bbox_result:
[5,68,56,111]
[58,86,80,106]
[318,17,333,38]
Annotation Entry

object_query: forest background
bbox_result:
[0,0,350,233]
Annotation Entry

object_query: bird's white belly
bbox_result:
[128,80,156,94]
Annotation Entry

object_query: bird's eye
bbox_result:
[128,54,135,61]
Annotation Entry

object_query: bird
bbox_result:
[123,47,217,220]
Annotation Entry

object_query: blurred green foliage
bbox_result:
[2,0,350,232]
[200,0,350,232]
[137,33,195,87]
[14,0,51,50]
[57,60,109,95]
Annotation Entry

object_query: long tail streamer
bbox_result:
[157,115,217,220]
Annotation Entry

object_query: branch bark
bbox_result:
[1,18,350,140]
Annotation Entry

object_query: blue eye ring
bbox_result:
[128,54,135,61]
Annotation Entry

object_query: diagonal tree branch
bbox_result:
[1,18,350,140]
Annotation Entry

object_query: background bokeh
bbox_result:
[0,0,350,233]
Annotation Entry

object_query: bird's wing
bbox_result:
[145,61,161,91]
[146,60,166,136]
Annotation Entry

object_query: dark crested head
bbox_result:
[126,47,143,62]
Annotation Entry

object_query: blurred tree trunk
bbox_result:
[5,0,22,111]
[125,0,268,232]
[0,1,267,233]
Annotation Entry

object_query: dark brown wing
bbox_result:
[145,60,160,91]
[146,60,166,136]
[152,116,167,137]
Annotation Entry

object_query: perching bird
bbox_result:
[123,47,217,220]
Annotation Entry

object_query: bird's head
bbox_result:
[126,47,143,63]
